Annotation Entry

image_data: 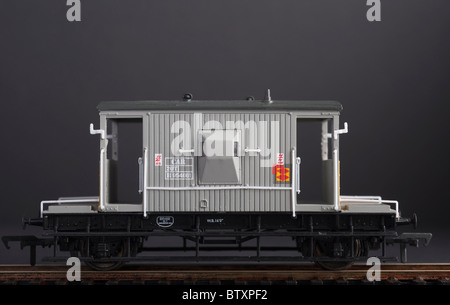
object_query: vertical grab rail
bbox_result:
[143,147,148,218]
[295,157,301,194]
[138,157,144,194]
[291,148,297,218]
[99,148,105,211]
[333,149,340,211]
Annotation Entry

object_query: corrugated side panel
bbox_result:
[147,113,292,212]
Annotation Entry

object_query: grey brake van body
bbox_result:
[95,99,345,216]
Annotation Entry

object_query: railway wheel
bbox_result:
[313,237,368,271]
[79,238,127,271]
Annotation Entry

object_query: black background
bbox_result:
[0,0,449,264]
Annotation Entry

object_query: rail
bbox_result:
[0,264,449,285]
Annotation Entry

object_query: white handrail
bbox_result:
[40,197,99,218]
[178,148,195,153]
[295,157,301,194]
[291,148,296,218]
[146,186,291,191]
[99,148,105,211]
[89,123,105,139]
[327,122,349,140]
[244,147,261,153]
[340,195,382,201]
[333,149,340,211]
[143,147,148,217]
[138,157,143,194]
[340,196,399,219]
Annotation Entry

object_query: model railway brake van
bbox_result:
[3,94,431,270]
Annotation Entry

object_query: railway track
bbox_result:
[0,263,449,285]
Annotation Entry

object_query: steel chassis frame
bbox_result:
[3,212,431,266]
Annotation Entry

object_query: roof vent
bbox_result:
[183,93,193,102]
[264,89,273,104]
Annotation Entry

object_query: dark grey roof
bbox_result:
[97,100,342,112]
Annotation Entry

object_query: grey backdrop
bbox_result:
[1,0,449,263]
